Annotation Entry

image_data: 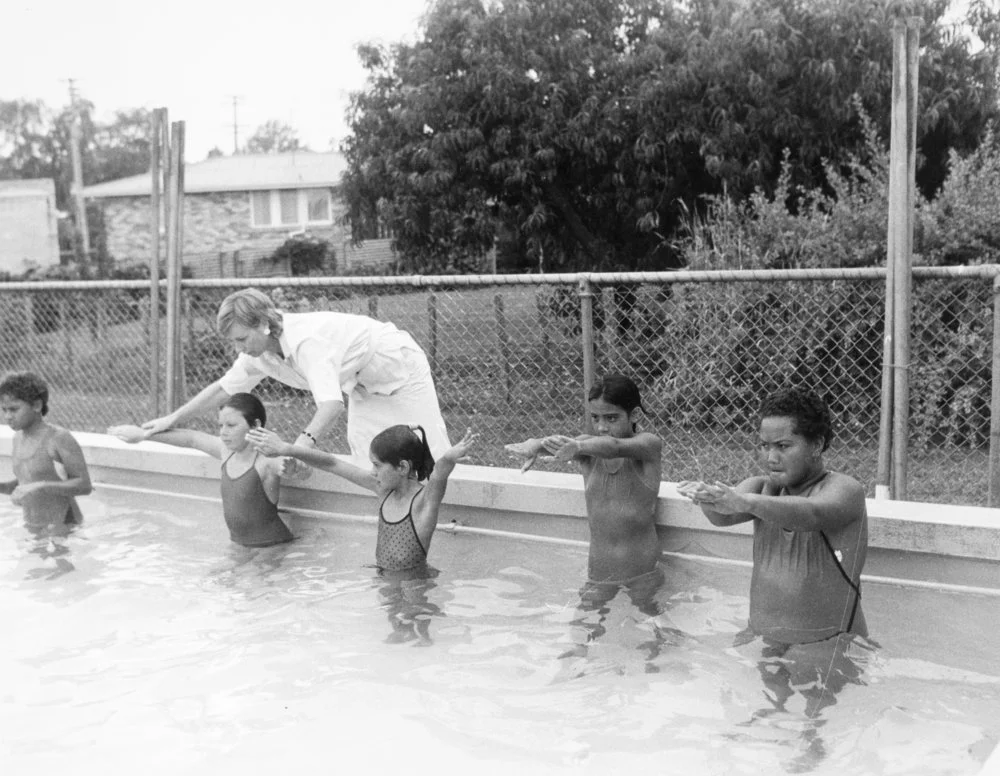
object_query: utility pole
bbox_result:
[67,78,92,268]
[231,95,243,154]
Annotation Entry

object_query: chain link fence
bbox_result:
[0,267,995,507]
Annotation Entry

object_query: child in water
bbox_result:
[0,371,92,528]
[506,374,663,583]
[248,424,477,571]
[506,374,668,660]
[109,392,293,548]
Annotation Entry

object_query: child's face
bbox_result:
[0,395,42,431]
[369,453,408,494]
[588,398,635,439]
[218,407,252,451]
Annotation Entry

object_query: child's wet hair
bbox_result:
[758,386,833,451]
[588,373,643,414]
[0,371,50,416]
[370,425,435,480]
[221,392,267,428]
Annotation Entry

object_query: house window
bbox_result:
[306,189,330,222]
[249,189,333,229]
[251,191,271,225]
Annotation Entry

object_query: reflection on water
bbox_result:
[0,489,997,775]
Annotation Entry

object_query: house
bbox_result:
[82,152,396,277]
[0,179,60,274]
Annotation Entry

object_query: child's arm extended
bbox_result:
[544,432,662,465]
[12,429,93,504]
[246,428,376,492]
[420,428,477,514]
[504,437,552,473]
[108,424,223,459]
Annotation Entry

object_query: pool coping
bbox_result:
[2,429,998,568]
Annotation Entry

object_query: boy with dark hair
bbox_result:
[0,372,91,526]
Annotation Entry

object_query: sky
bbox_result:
[2,0,431,160]
[2,0,980,163]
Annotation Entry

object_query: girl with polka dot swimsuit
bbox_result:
[249,424,477,571]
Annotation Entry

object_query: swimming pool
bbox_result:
[2,432,999,776]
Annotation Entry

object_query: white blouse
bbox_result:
[218,311,419,402]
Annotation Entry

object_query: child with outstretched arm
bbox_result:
[248,425,477,572]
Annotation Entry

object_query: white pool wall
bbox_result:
[2,428,997,579]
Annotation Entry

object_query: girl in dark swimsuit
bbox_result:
[248,424,477,572]
[109,393,292,547]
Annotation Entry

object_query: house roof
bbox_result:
[82,152,346,199]
[0,178,56,198]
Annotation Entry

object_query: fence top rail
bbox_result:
[0,264,996,292]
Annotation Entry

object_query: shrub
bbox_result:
[267,235,335,276]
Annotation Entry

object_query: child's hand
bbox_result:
[247,428,290,458]
[282,457,313,480]
[445,428,478,462]
[108,424,146,444]
[504,438,545,473]
[676,480,705,499]
[543,435,580,462]
[677,481,740,511]
[11,482,39,505]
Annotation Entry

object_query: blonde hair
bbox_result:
[216,288,283,336]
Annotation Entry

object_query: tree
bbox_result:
[342,0,998,272]
[89,108,153,185]
[1,98,157,273]
[245,120,308,153]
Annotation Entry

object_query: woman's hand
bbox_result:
[504,438,546,473]
[247,428,291,458]
[108,424,146,444]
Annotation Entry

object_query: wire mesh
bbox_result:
[0,269,993,506]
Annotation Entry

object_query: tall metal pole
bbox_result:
[578,277,596,433]
[882,17,920,500]
[989,275,1000,506]
[164,121,185,411]
[149,108,165,417]
[890,18,920,500]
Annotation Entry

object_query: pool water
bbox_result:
[1,484,998,776]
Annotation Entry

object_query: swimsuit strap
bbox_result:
[819,530,862,632]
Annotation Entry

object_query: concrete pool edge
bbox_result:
[2,429,997,591]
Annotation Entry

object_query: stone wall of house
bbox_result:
[100,191,347,273]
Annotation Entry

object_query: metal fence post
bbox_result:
[535,290,555,398]
[494,292,512,404]
[427,291,438,374]
[578,276,596,430]
[989,273,1000,507]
